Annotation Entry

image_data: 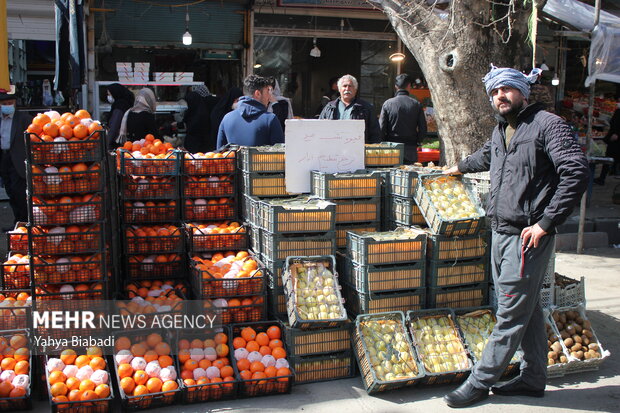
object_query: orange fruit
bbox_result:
[233,337,246,349]
[134,370,148,385]
[198,359,211,369]
[75,355,91,368]
[269,339,284,350]
[240,327,256,342]
[259,346,271,356]
[9,335,27,349]
[88,122,102,138]
[256,332,269,347]
[120,377,136,394]
[146,377,162,393]
[190,339,203,349]
[158,355,173,368]
[237,358,250,371]
[220,365,234,378]
[245,341,259,353]
[43,122,59,137]
[183,378,196,390]
[51,382,68,397]
[154,342,170,356]
[73,124,88,139]
[9,387,26,398]
[251,371,268,384]
[89,356,106,370]
[131,343,147,356]
[216,343,229,357]
[239,370,252,380]
[146,333,162,348]
[222,376,234,388]
[276,367,291,381]
[27,123,43,136]
[1,357,16,370]
[214,333,228,345]
[79,379,96,392]
[250,361,264,373]
[133,385,148,396]
[59,124,73,139]
[272,347,286,360]
[33,113,52,127]
[68,389,83,401]
[86,346,103,359]
[66,377,81,391]
[178,349,190,364]
[267,325,281,340]
[115,336,131,351]
[184,359,198,371]
[14,359,29,375]
[65,115,80,127]
[75,109,91,119]
[143,350,158,363]
[60,349,77,365]
[118,363,133,379]
[49,370,67,385]
[264,366,277,378]
[178,339,190,350]
[161,380,178,392]
[0,381,13,397]
[95,383,110,398]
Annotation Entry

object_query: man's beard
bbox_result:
[495,98,524,117]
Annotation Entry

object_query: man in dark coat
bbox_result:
[319,74,381,143]
[216,75,284,150]
[442,66,589,408]
[0,90,32,225]
[379,73,427,163]
[594,104,620,185]
[106,83,134,147]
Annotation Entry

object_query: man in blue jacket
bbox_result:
[216,75,284,150]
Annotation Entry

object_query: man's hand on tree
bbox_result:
[443,166,461,175]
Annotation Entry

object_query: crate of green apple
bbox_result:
[353,311,424,394]
[282,256,348,329]
[406,309,472,385]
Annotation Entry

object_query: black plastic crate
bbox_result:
[124,254,185,280]
[190,255,264,298]
[284,321,352,357]
[426,232,488,261]
[415,173,485,236]
[120,175,179,200]
[333,197,381,224]
[117,149,181,176]
[33,283,108,307]
[31,252,108,284]
[182,174,236,198]
[121,200,179,224]
[29,194,104,226]
[389,166,443,198]
[123,225,184,254]
[183,197,236,221]
[353,312,425,393]
[26,130,105,165]
[241,195,261,226]
[112,329,181,411]
[342,282,425,316]
[291,351,356,385]
[183,150,236,175]
[365,142,404,167]
[0,293,31,331]
[238,145,285,173]
[259,197,336,234]
[212,294,267,324]
[311,170,382,199]
[390,195,427,227]
[261,231,336,262]
[186,222,248,252]
[427,283,489,309]
[29,223,105,255]
[29,163,105,197]
[336,222,380,250]
[229,320,294,397]
[0,330,33,411]
[1,255,31,290]
[6,222,28,253]
[267,287,287,320]
[347,227,426,266]
[249,223,262,257]
[241,172,289,197]
[343,257,425,294]
[427,257,489,288]
[263,258,286,289]
[405,308,472,385]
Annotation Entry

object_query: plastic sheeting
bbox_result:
[585,24,620,86]
[542,0,620,32]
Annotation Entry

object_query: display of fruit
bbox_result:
[358,317,420,382]
[550,309,602,362]
[124,225,183,254]
[31,253,105,282]
[184,151,236,175]
[422,175,480,220]
[117,135,177,176]
[119,280,186,314]
[1,255,30,289]
[7,225,28,252]
[35,283,104,301]
[0,333,31,400]
[0,291,31,314]
[183,175,234,197]
[186,222,246,251]
[118,135,174,156]
[126,254,182,276]
[31,194,102,225]
[545,322,569,366]
[114,333,179,405]
[121,175,177,199]
[47,346,111,407]
[184,197,235,221]
[456,310,520,364]
[30,163,101,195]
[123,200,177,222]
[286,259,346,322]
[231,325,291,384]
[27,110,101,142]
[409,315,470,373]
[29,225,102,255]
[178,332,235,391]
[192,251,261,280]
[205,296,264,324]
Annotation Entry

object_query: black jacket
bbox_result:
[458,103,589,234]
[603,108,619,160]
[126,111,158,142]
[0,110,31,179]
[319,97,381,143]
[379,90,427,145]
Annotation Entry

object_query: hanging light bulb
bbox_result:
[389,52,405,63]
[310,38,321,58]
[551,73,560,86]
[182,7,192,45]
[253,63,262,69]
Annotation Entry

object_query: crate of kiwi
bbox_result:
[548,305,609,375]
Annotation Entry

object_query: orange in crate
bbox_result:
[184,150,236,175]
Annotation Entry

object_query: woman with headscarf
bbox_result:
[267,78,293,132]
[106,83,134,147]
[179,91,210,153]
[191,84,219,150]
[210,87,243,143]
[117,88,158,143]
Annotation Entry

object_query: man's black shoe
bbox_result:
[443,380,489,408]
[491,376,545,398]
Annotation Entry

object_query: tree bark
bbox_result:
[373,0,535,165]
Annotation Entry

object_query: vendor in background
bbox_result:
[594,102,620,185]
[210,87,243,143]
[267,77,293,132]
[117,88,158,144]
[106,83,134,147]
[178,91,209,153]
[192,84,219,150]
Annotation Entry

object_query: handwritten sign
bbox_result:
[285,119,365,193]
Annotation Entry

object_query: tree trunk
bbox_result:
[374,1,534,165]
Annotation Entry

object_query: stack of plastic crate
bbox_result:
[311,170,383,251]
[340,227,427,316]
[388,166,437,230]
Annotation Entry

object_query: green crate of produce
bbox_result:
[261,231,335,262]
[427,257,488,288]
[333,197,381,223]
[427,283,489,309]
[311,170,381,199]
[342,282,425,316]
[336,222,380,250]
[365,142,404,167]
[347,227,426,266]
[426,232,488,261]
[259,197,336,234]
[343,257,425,293]
[390,195,427,227]
[284,321,352,357]
[238,145,285,173]
[242,172,289,197]
[291,351,356,385]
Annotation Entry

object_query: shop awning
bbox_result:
[542,0,620,32]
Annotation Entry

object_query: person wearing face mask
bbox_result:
[210,87,243,144]
[105,83,134,147]
[0,90,32,226]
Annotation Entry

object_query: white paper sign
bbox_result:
[285,119,365,193]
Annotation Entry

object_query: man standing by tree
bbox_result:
[379,73,427,163]
[442,66,589,408]
[319,74,381,143]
